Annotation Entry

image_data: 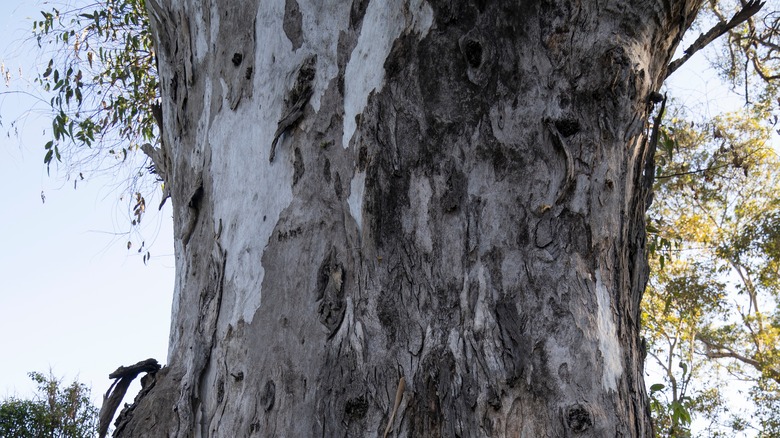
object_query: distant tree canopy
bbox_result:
[5,0,780,435]
[644,1,780,435]
[646,106,780,436]
[0,371,99,438]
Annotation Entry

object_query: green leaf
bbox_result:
[42,61,53,78]
[679,361,688,376]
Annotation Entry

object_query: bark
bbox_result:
[120,0,701,436]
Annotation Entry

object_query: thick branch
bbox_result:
[667,0,766,77]
[655,162,731,180]
[696,335,780,382]
[108,358,161,379]
[99,359,161,438]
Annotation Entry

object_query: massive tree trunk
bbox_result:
[118,0,700,436]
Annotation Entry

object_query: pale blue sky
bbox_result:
[0,0,174,408]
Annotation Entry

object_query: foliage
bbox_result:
[0,371,99,438]
[752,378,780,436]
[27,0,160,255]
[644,1,780,433]
[645,105,780,435]
[703,0,780,105]
[32,0,159,172]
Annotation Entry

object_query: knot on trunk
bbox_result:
[316,251,346,338]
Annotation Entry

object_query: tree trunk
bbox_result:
[118,0,700,436]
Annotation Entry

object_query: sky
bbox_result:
[0,0,174,409]
[0,0,768,435]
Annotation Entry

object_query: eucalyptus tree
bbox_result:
[0,372,98,438]
[19,0,780,436]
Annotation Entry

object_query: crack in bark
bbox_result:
[192,247,227,437]
[270,55,317,162]
[545,119,576,205]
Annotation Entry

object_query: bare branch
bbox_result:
[667,0,766,77]
[98,358,161,438]
[696,334,780,382]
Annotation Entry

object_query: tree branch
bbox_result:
[655,162,731,180]
[98,358,161,438]
[696,334,780,382]
[667,0,766,77]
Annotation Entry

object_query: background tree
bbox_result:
[0,371,99,438]
[646,108,780,435]
[644,0,780,434]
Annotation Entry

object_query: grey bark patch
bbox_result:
[261,380,276,411]
[486,386,501,410]
[601,46,638,100]
[384,32,416,80]
[344,396,368,420]
[495,296,531,385]
[270,55,317,162]
[316,252,345,337]
[440,161,467,213]
[534,216,554,248]
[277,225,302,241]
[323,157,331,182]
[462,38,483,68]
[483,247,504,293]
[409,348,479,436]
[216,376,225,404]
[558,362,569,382]
[559,210,591,255]
[554,118,581,137]
[216,5,258,110]
[459,28,495,86]
[283,0,303,50]
[376,290,399,346]
[410,351,446,435]
[566,404,593,433]
[333,172,342,199]
[357,145,368,171]
[292,147,305,186]
[349,0,369,28]
[514,207,531,246]
[365,150,411,248]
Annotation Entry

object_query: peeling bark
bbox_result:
[117,0,702,436]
